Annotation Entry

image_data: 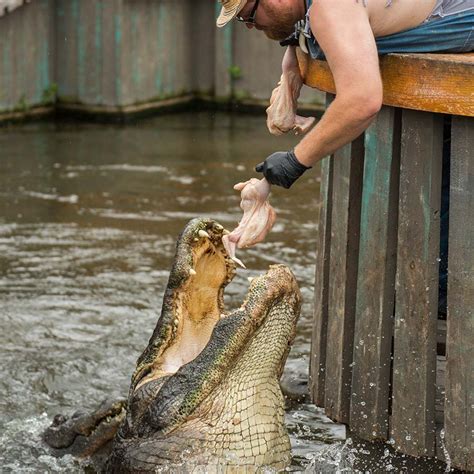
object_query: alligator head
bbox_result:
[44,218,301,472]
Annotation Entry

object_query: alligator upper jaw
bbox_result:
[132,218,236,391]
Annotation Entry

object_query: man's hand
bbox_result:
[255,150,311,189]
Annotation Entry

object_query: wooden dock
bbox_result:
[300,51,473,471]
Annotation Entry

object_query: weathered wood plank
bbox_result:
[56,0,79,101]
[100,0,119,105]
[214,2,233,100]
[350,106,400,440]
[391,110,443,457]
[310,94,334,407]
[444,116,474,472]
[297,51,474,117]
[324,130,364,424]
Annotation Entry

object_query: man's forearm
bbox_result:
[294,95,379,167]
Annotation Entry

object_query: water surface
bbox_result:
[0,112,447,473]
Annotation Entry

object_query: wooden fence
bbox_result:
[0,0,323,121]
[299,51,473,471]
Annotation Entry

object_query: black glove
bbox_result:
[255,150,311,189]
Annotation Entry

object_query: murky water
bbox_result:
[0,112,448,473]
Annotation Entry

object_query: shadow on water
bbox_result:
[0,112,450,472]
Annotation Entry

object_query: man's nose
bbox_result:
[245,23,254,29]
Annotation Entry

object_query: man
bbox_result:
[217,0,474,189]
[218,0,473,315]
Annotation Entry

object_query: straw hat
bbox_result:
[216,0,248,27]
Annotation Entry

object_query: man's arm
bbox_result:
[295,0,383,167]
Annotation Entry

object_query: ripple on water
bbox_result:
[0,113,357,472]
[0,413,84,473]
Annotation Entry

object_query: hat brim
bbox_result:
[216,0,248,27]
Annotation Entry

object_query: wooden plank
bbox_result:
[214,2,233,100]
[58,0,80,101]
[444,116,474,472]
[310,94,334,407]
[435,355,446,462]
[324,129,365,423]
[297,51,474,117]
[350,106,400,440]
[100,0,119,105]
[391,110,443,457]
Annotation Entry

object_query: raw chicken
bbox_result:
[266,46,315,136]
[222,178,276,268]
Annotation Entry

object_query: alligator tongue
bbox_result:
[222,178,276,268]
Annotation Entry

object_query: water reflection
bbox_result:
[0,112,338,472]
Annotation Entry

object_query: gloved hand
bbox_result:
[255,150,311,189]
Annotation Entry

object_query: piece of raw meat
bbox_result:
[266,46,315,136]
[222,178,276,268]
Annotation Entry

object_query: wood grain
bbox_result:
[310,94,334,407]
[391,110,443,457]
[350,106,400,440]
[324,131,364,423]
[444,116,474,472]
[297,51,474,117]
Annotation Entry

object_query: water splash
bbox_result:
[0,413,83,473]
[439,429,452,472]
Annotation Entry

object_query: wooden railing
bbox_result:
[299,51,473,471]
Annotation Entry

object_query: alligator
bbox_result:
[44,218,302,472]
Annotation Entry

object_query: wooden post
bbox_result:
[444,116,474,471]
[323,128,364,423]
[350,106,400,439]
[310,94,334,407]
[391,110,443,457]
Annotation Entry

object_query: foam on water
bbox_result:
[0,413,83,473]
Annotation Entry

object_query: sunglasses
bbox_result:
[236,0,260,25]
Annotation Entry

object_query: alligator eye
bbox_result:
[53,414,68,426]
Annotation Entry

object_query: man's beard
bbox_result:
[264,27,294,41]
[263,4,298,41]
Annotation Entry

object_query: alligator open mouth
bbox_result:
[131,218,236,392]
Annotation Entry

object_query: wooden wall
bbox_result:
[0,0,324,118]
[0,0,55,115]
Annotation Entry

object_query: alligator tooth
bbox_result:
[198,230,210,238]
[247,276,254,283]
[214,223,223,231]
[220,313,226,319]
[193,237,199,242]
[173,318,179,326]
[223,229,230,235]
[189,268,197,276]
